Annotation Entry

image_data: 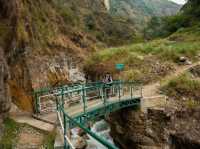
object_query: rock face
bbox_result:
[0,0,136,111]
[0,48,10,120]
[109,106,200,149]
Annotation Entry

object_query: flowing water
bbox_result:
[86,120,115,149]
[71,119,115,149]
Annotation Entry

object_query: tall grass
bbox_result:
[161,74,200,100]
[84,26,200,82]
[0,118,20,148]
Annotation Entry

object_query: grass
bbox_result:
[0,118,56,149]
[0,118,20,148]
[89,38,200,63]
[161,72,200,108]
[84,26,200,83]
[161,73,200,101]
[42,130,56,149]
[185,99,200,108]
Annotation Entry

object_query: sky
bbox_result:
[170,0,187,5]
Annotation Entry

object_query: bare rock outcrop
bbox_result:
[0,48,11,121]
[109,106,200,149]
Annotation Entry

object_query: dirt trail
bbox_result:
[141,62,200,112]
[142,62,200,97]
[10,62,200,133]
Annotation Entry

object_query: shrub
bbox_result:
[161,74,200,100]
[185,99,200,108]
[59,7,79,26]
[0,118,20,148]
[163,14,190,34]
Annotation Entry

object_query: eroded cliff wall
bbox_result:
[109,107,200,149]
[0,48,10,121]
[0,0,137,112]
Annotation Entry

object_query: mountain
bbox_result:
[181,0,200,24]
[0,0,182,112]
[108,0,182,29]
[151,0,200,38]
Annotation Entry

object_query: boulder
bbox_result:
[73,136,87,149]
[179,56,187,62]
[179,56,192,65]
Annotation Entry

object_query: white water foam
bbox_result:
[71,120,115,149]
[86,120,114,149]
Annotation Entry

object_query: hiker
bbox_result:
[103,73,113,98]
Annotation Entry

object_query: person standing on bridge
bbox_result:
[103,73,113,98]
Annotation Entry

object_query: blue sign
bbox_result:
[115,64,124,70]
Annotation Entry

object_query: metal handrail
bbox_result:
[34,81,142,113]
[41,81,142,149]
[57,101,119,149]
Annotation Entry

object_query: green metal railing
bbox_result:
[57,101,120,149]
[34,81,142,149]
[34,81,142,113]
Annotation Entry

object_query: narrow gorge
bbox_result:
[1,0,200,149]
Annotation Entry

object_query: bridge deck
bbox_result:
[34,81,142,149]
[65,94,141,117]
[36,90,141,124]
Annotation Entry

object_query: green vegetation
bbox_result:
[161,73,200,101]
[42,130,56,149]
[84,26,200,82]
[0,118,20,148]
[185,99,200,108]
[110,0,180,32]
[145,0,200,39]
[0,118,56,148]
[51,0,137,46]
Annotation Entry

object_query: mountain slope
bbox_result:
[0,0,184,112]
[109,0,181,29]
[180,0,200,25]
[0,0,136,111]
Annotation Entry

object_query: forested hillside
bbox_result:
[109,0,181,30]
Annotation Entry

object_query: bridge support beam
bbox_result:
[82,85,87,115]
[63,113,68,149]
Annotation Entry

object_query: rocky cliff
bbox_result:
[109,105,200,149]
[0,0,14,124]
[0,0,184,114]
[0,0,137,112]
[0,48,10,121]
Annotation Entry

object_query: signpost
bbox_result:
[115,64,125,99]
[115,64,124,71]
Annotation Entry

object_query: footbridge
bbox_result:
[34,81,142,149]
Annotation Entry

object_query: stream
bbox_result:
[71,119,115,149]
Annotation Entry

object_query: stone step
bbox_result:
[33,113,57,124]
[10,115,55,132]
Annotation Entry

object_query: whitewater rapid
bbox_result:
[71,119,115,149]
